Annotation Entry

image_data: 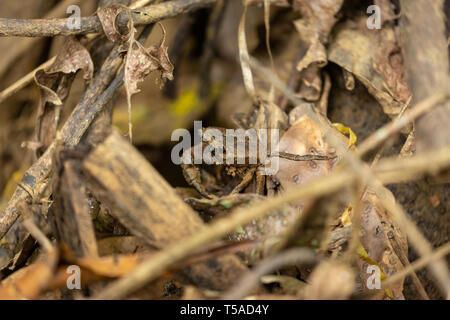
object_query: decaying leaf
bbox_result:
[293,0,344,101]
[125,24,174,96]
[124,23,174,141]
[147,25,174,83]
[328,18,411,118]
[0,246,58,299]
[97,4,134,49]
[33,37,94,156]
[46,37,94,80]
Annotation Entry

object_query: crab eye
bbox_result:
[292,175,299,183]
[272,178,280,188]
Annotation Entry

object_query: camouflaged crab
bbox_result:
[180,100,337,199]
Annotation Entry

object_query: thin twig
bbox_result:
[22,219,52,253]
[0,56,56,104]
[381,242,450,291]
[357,93,449,157]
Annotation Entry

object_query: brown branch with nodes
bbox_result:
[0,0,218,37]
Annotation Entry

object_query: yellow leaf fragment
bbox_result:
[332,122,357,147]
[340,206,352,227]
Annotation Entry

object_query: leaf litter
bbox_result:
[0,0,449,301]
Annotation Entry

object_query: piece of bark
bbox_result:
[399,0,450,153]
[82,130,247,290]
[52,160,98,258]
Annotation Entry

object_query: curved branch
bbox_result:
[0,0,217,37]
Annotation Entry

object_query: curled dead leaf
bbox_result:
[0,247,58,300]
[147,24,174,83]
[34,37,94,155]
[293,0,344,101]
[45,37,94,80]
[124,23,174,141]
[34,71,64,106]
[328,18,410,117]
[97,4,134,48]
[125,24,174,95]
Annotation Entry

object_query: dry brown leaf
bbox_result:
[124,23,174,141]
[328,18,410,117]
[293,0,344,45]
[125,41,158,96]
[125,24,174,96]
[33,37,93,156]
[45,37,94,80]
[292,0,344,101]
[295,65,323,101]
[295,37,327,74]
[97,4,134,49]
[34,71,64,106]
[147,24,174,83]
[0,247,58,299]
